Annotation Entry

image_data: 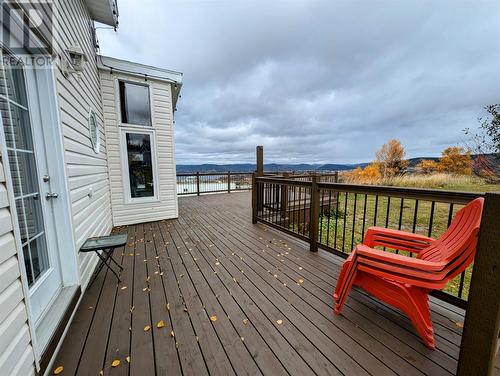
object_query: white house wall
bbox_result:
[53,0,113,287]
[100,71,178,226]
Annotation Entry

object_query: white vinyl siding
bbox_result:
[100,71,178,226]
[0,155,35,375]
[52,0,113,286]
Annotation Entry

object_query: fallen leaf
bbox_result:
[87,306,93,310]
[215,262,220,266]
[170,330,175,337]
[241,336,245,341]
[166,303,170,311]
[53,366,64,375]
[111,359,120,367]
[298,279,304,284]
[121,286,127,290]
[157,320,165,328]
[243,318,249,325]
[210,315,217,322]
[298,267,303,270]
[183,307,188,312]
[276,319,283,325]
[455,321,464,328]
[126,356,131,363]
[144,325,151,332]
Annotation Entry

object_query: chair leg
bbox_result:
[333,252,357,314]
[355,271,435,349]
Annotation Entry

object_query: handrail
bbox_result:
[252,174,486,308]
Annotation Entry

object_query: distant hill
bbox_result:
[176,154,498,174]
[176,162,369,173]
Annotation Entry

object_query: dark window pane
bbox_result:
[126,133,154,198]
[23,245,33,286]
[17,151,38,195]
[29,233,48,281]
[16,198,28,244]
[23,195,44,240]
[3,59,28,107]
[119,81,151,126]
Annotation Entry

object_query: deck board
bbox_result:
[53,192,464,376]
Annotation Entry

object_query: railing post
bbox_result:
[309,174,320,252]
[334,171,339,183]
[457,193,500,376]
[252,172,258,224]
[196,171,200,196]
[227,171,231,193]
[281,172,289,218]
[256,146,264,177]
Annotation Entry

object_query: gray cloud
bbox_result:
[98,0,500,164]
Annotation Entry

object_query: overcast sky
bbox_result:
[97,0,500,164]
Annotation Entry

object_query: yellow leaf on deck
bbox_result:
[298,267,303,270]
[455,321,464,328]
[210,315,217,322]
[276,319,283,325]
[215,262,220,266]
[243,318,248,325]
[121,286,127,290]
[111,359,120,367]
[144,325,151,332]
[126,356,131,363]
[166,303,170,311]
[157,320,165,328]
[170,330,175,337]
[298,279,304,284]
[53,365,64,374]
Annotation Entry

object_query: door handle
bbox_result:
[45,193,59,200]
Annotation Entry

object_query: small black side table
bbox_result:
[81,233,128,287]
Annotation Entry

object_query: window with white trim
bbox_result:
[89,108,100,153]
[124,132,155,199]
[118,80,151,126]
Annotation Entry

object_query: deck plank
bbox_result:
[53,192,464,376]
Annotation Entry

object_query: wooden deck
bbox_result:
[53,192,466,376]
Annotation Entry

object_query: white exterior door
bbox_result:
[0,50,63,324]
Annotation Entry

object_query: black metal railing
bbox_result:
[253,174,484,308]
[177,172,252,195]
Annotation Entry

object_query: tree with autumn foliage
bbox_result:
[375,139,409,178]
[345,163,381,183]
[418,159,439,174]
[438,147,472,175]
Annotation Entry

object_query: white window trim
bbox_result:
[120,127,160,204]
[88,108,100,154]
[115,77,155,128]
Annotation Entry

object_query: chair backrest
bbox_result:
[418,197,484,281]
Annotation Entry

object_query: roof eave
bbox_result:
[85,0,119,27]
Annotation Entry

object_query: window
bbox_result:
[119,80,151,126]
[125,132,155,199]
[89,108,100,153]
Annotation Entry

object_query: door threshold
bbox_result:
[35,285,81,374]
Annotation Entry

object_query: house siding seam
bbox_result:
[52,0,113,287]
[100,70,179,226]
[0,155,36,375]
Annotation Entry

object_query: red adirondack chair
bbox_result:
[333,197,484,349]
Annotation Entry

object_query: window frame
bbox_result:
[120,128,159,204]
[88,108,100,154]
[116,78,154,128]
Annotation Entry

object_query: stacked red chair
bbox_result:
[333,197,484,349]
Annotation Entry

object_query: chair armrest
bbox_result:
[356,245,446,273]
[363,227,434,253]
